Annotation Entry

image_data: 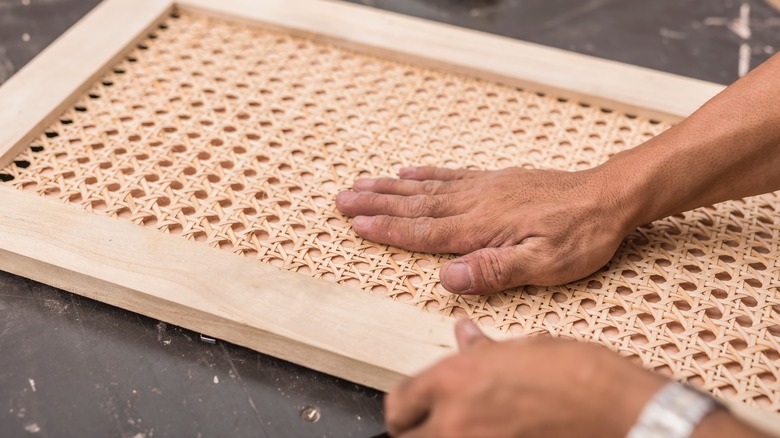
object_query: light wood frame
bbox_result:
[1,0,777,432]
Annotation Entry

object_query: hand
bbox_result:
[336,166,633,294]
[384,320,666,438]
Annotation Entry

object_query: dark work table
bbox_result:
[1,1,778,437]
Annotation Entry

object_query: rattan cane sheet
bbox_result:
[2,11,780,410]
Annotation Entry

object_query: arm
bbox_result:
[384,320,772,438]
[604,52,780,230]
[336,53,780,295]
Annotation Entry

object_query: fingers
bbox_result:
[399,166,481,181]
[351,215,471,253]
[335,191,464,218]
[352,177,469,196]
[440,244,536,294]
[385,375,438,437]
[455,319,493,351]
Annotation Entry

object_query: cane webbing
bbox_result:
[1,12,779,410]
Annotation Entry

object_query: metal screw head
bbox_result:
[300,406,321,423]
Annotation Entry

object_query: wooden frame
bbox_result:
[0,0,777,433]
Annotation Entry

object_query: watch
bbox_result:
[627,381,724,438]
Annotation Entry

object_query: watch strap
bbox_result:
[627,381,723,438]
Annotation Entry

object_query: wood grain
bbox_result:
[0,0,173,168]
[0,185,469,391]
[0,0,777,433]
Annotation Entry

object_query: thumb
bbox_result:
[440,245,534,295]
[455,319,493,351]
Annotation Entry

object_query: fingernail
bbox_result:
[336,191,358,205]
[398,167,414,178]
[441,262,472,293]
[353,178,375,191]
[456,318,482,339]
[352,216,374,229]
[455,318,490,351]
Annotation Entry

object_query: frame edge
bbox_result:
[0,185,471,391]
[0,0,175,168]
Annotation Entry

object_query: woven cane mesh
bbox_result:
[2,12,779,410]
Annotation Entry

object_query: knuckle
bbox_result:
[476,251,507,291]
[412,217,435,240]
[371,215,392,234]
[383,178,403,193]
[420,180,440,195]
[407,195,432,217]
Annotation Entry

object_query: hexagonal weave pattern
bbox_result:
[2,12,779,410]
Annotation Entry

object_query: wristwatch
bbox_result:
[627,381,724,438]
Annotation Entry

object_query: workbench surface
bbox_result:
[1,0,778,436]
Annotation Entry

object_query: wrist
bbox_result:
[591,130,696,232]
[606,364,666,436]
[587,153,657,235]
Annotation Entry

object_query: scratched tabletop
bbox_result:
[0,0,778,437]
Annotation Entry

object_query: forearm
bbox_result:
[599,53,780,230]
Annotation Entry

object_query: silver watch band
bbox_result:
[627,381,723,438]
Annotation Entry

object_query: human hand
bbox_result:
[336,166,634,294]
[384,320,665,438]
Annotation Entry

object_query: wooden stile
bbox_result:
[0,0,778,434]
